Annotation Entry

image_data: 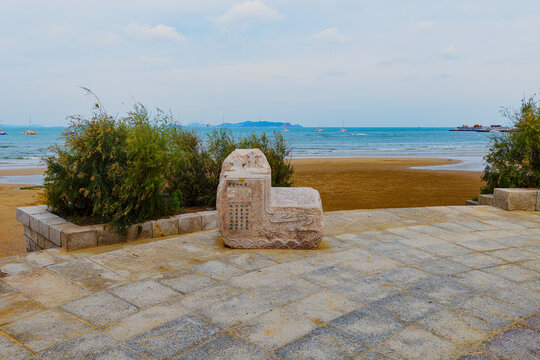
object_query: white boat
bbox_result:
[315,128,324,132]
[338,120,347,132]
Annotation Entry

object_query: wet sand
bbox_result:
[0,158,484,257]
[291,158,483,211]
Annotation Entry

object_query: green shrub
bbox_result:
[44,104,294,233]
[481,96,540,193]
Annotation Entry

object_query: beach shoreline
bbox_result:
[0,157,484,258]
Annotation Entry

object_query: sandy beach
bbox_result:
[0,158,483,257]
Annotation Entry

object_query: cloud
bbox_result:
[440,44,457,59]
[413,21,436,30]
[214,0,280,28]
[140,56,173,66]
[123,23,185,41]
[93,33,123,46]
[311,27,353,43]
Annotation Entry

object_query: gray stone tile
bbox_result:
[61,292,138,327]
[487,248,537,262]
[48,258,127,292]
[176,333,269,360]
[102,298,189,341]
[414,258,472,276]
[180,283,241,313]
[158,268,219,294]
[409,277,478,306]
[483,264,540,282]
[358,351,393,359]
[455,238,508,251]
[488,284,540,313]
[299,264,362,288]
[417,309,496,348]
[338,250,402,275]
[454,295,529,327]
[523,313,540,330]
[374,325,461,360]
[284,289,361,323]
[89,346,146,360]
[328,307,407,347]
[0,294,45,325]
[522,259,540,272]
[480,323,540,360]
[420,242,473,257]
[110,279,179,308]
[219,253,276,271]
[370,292,444,323]
[191,260,245,280]
[457,353,496,360]
[367,241,439,265]
[450,270,515,292]
[0,333,32,360]
[245,276,323,306]
[234,308,317,351]
[126,314,222,359]
[369,267,438,289]
[450,253,506,269]
[274,326,367,360]
[0,281,16,298]
[31,330,120,360]
[2,309,91,352]
[192,291,274,327]
[333,278,400,305]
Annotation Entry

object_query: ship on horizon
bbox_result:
[450,124,515,132]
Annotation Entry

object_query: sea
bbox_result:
[0,125,495,185]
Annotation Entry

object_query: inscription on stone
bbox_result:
[217,148,323,249]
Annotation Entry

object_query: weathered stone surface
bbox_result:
[176,213,202,234]
[493,188,539,211]
[478,194,494,206]
[29,212,57,233]
[217,149,323,249]
[152,217,179,238]
[38,216,67,239]
[465,200,479,206]
[200,210,218,230]
[60,225,98,251]
[126,221,153,241]
[92,224,127,246]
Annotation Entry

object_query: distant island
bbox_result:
[218,121,302,128]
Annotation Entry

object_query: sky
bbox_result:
[1,0,540,127]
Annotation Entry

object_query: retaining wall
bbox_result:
[16,206,217,252]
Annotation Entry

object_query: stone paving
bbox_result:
[0,205,539,359]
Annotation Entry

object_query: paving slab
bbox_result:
[0,206,538,359]
[125,314,222,359]
[1,309,92,352]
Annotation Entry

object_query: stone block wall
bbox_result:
[16,206,217,253]
[481,188,540,211]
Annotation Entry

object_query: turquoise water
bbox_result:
[0,125,494,172]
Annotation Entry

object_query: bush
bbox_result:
[481,96,540,193]
[44,105,294,232]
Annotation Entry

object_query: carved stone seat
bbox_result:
[217,149,323,249]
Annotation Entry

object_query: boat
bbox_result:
[281,127,290,132]
[450,124,515,132]
[0,129,7,135]
[315,128,324,132]
[22,117,38,135]
[338,121,347,132]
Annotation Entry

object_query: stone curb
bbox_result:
[16,206,217,253]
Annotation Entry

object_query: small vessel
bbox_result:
[315,128,324,132]
[281,127,290,132]
[338,121,347,132]
[22,117,38,135]
[0,129,7,135]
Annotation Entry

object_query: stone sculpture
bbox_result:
[217,149,323,249]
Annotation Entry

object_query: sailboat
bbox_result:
[22,117,38,135]
[0,120,7,135]
[315,122,324,132]
[339,120,347,132]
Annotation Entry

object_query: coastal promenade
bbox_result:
[0,205,539,359]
